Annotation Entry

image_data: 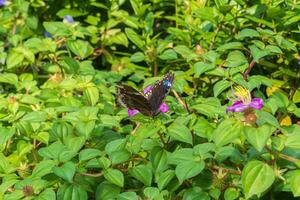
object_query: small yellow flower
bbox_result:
[233,86,252,105]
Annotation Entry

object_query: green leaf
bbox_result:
[96,181,120,200]
[51,121,73,142]
[238,28,260,38]
[135,123,160,138]
[209,188,221,199]
[285,132,300,150]
[203,51,219,64]
[0,73,18,87]
[248,75,272,90]
[193,118,215,139]
[16,140,33,157]
[192,97,226,118]
[26,15,38,29]
[224,187,239,200]
[3,190,24,200]
[0,178,15,197]
[53,161,76,183]
[213,79,231,97]
[98,156,111,169]
[256,110,280,128]
[244,124,275,152]
[57,184,87,200]
[270,91,289,108]
[245,16,274,28]
[6,49,24,69]
[193,62,215,77]
[159,49,178,60]
[75,121,95,138]
[275,35,297,52]
[104,168,124,187]
[156,170,175,190]
[183,189,210,200]
[130,52,145,62]
[62,57,80,74]
[118,192,138,200]
[100,114,119,127]
[67,40,94,59]
[217,42,244,51]
[38,141,65,160]
[64,136,86,153]
[36,188,56,200]
[168,148,194,165]
[17,46,35,63]
[242,160,275,198]
[193,143,215,156]
[292,90,300,103]
[175,160,205,183]
[213,118,243,147]
[79,148,101,162]
[168,122,193,144]
[105,139,127,155]
[57,9,85,17]
[174,45,194,59]
[249,45,270,62]
[290,170,300,197]
[143,187,160,200]
[0,153,17,174]
[31,160,56,178]
[22,111,47,122]
[129,164,152,186]
[43,22,70,36]
[226,50,248,68]
[110,150,131,164]
[150,146,168,173]
[266,45,283,54]
[125,28,145,50]
[110,32,129,47]
[0,127,15,152]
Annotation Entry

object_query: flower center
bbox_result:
[234,86,252,105]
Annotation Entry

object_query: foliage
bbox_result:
[0,0,300,199]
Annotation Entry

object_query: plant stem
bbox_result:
[131,123,141,135]
[153,60,158,77]
[172,89,189,112]
[266,146,299,163]
[79,172,104,177]
[243,60,256,80]
[211,165,241,175]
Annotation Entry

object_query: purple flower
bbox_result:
[44,31,53,38]
[226,98,264,112]
[63,15,75,23]
[226,86,264,112]
[127,85,170,117]
[0,0,8,6]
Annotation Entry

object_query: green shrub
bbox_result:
[0,0,300,199]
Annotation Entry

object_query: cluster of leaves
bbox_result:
[0,0,300,199]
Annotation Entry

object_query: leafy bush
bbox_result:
[0,0,300,199]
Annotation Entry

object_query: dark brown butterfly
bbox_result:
[117,72,174,117]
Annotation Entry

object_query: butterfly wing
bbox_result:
[117,84,153,116]
[147,72,174,115]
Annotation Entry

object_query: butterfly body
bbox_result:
[117,72,174,117]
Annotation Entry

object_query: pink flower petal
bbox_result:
[128,109,139,117]
[159,102,169,113]
[226,101,249,112]
[249,98,264,110]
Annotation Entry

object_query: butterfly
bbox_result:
[117,72,174,117]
